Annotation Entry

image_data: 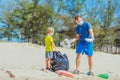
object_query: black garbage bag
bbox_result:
[51,51,69,71]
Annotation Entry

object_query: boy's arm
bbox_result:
[51,41,57,51]
[48,36,57,51]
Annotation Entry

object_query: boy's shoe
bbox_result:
[86,71,94,75]
[46,67,53,72]
[72,70,79,74]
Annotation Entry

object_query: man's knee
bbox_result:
[76,53,82,58]
[88,56,92,61]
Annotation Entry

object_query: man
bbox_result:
[73,15,94,75]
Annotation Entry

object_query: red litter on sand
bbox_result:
[55,70,74,78]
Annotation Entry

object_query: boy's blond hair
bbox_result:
[46,27,54,34]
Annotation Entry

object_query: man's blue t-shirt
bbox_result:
[76,22,92,44]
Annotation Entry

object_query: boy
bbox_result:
[73,15,94,75]
[45,27,57,70]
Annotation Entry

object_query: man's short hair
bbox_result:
[75,15,82,20]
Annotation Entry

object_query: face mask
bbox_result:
[78,21,84,25]
[50,33,54,36]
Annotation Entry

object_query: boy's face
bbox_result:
[75,17,82,23]
[51,31,54,35]
[50,31,54,36]
[52,31,54,34]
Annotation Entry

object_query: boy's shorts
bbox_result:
[76,42,94,56]
[45,52,53,58]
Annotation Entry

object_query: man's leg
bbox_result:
[76,53,82,70]
[87,56,93,72]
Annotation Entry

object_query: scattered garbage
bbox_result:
[55,70,74,78]
[60,38,76,48]
[97,73,109,79]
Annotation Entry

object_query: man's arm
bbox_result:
[76,34,80,41]
[85,29,94,42]
[89,29,94,40]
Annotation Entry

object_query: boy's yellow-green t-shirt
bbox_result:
[45,35,54,52]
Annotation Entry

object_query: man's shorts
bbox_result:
[45,52,53,58]
[76,42,94,56]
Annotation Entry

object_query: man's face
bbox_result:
[75,17,82,23]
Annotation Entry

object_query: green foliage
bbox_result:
[82,0,119,49]
[0,0,54,43]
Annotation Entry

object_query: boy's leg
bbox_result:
[47,58,51,69]
[76,53,82,70]
[46,59,48,68]
[46,59,51,69]
[45,52,53,69]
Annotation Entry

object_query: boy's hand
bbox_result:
[54,48,59,52]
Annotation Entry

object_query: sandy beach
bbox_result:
[0,42,120,80]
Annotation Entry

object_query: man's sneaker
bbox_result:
[72,70,79,74]
[86,71,94,75]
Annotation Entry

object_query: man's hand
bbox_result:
[85,38,94,42]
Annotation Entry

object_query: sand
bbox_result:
[0,42,120,80]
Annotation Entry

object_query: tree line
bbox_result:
[0,0,120,53]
